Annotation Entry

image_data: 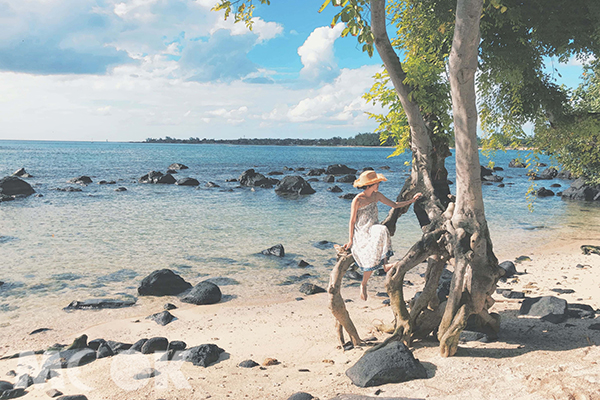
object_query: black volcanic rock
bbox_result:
[176,178,200,186]
[182,344,224,367]
[561,178,600,201]
[509,159,526,168]
[147,311,176,326]
[180,281,222,305]
[12,168,32,178]
[155,174,176,184]
[68,176,92,185]
[299,283,326,295]
[326,164,357,175]
[346,341,427,387]
[337,174,356,183]
[275,176,315,195]
[42,348,96,370]
[138,269,192,296]
[306,168,325,176]
[64,298,136,310]
[141,337,169,354]
[498,261,517,278]
[536,187,555,197]
[168,163,189,170]
[533,167,558,180]
[262,244,285,257]
[0,176,35,197]
[519,296,568,321]
[238,169,277,188]
[139,171,162,183]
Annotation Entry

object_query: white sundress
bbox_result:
[351,201,394,272]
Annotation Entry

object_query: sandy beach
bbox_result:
[1,238,600,400]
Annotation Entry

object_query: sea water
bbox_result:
[1,140,599,318]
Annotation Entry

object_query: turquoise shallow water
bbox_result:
[1,140,599,316]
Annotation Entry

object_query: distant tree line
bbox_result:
[143,132,396,147]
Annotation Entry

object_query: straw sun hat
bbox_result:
[353,170,387,188]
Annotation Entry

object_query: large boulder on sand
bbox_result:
[346,341,427,387]
[0,176,35,197]
[42,348,97,370]
[138,269,192,296]
[275,176,315,195]
[180,281,222,305]
[182,344,224,367]
[519,296,568,322]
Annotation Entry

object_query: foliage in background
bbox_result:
[534,60,600,184]
[143,132,394,147]
[362,0,454,157]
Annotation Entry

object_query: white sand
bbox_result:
[1,239,599,400]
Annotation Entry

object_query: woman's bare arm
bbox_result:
[343,196,360,250]
[377,192,422,209]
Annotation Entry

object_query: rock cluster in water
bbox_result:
[5,160,599,204]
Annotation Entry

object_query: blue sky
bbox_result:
[0,0,587,141]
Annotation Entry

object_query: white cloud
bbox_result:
[0,1,382,141]
[207,106,248,119]
[195,0,219,9]
[264,65,383,125]
[297,23,345,82]
[0,63,381,141]
[210,17,283,44]
[113,0,160,22]
[563,54,597,67]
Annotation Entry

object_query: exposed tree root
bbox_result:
[327,247,362,346]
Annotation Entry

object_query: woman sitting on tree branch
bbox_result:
[343,170,422,300]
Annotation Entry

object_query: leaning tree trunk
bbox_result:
[371,0,443,345]
[367,0,501,357]
[437,0,501,357]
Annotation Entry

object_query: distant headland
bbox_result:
[142,132,394,147]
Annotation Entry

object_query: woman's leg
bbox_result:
[360,270,373,301]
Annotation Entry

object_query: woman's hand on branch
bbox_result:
[412,193,423,203]
[343,241,352,251]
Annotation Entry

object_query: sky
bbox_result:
[0,0,588,142]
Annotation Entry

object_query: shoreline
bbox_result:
[1,236,599,399]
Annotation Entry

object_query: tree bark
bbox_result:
[327,249,362,346]
[370,0,501,357]
[437,0,501,357]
